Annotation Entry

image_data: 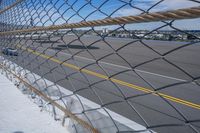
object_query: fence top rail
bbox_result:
[0,6,200,35]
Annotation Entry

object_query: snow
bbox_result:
[0,74,70,133]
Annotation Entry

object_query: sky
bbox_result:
[1,0,200,30]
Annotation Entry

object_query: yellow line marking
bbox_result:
[17,45,200,110]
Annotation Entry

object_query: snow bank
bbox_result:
[0,75,70,133]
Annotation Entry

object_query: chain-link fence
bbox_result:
[0,0,200,133]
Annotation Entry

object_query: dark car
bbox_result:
[2,47,18,56]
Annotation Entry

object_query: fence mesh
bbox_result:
[0,0,200,133]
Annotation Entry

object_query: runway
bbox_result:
[2,35,200,133]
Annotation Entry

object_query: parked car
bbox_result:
[2,47,18,56]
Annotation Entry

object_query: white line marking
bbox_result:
[46,49,187,82]
[15,34,49,38]
[135,69,187,82]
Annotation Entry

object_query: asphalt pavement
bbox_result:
[2,35,200,133]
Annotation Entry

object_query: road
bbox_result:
[2,35,200,133]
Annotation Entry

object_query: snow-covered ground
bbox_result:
[0,74,70,133]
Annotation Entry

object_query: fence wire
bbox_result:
[0,0,200,133]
